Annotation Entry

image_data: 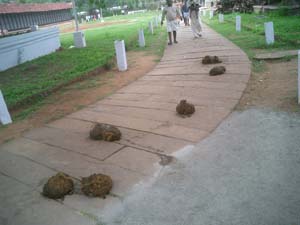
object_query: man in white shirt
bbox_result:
[161,0,182,45]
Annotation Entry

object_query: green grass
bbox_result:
[0,12,166,110]
[202,13,300,58]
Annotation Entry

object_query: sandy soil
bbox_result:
[237,58,299,113]
[0,51,159,144]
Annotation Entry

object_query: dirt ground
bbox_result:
[0,51,158,144]
[237,57,299,113]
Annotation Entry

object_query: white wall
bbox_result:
[0,27,61,71]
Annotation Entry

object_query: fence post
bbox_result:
[218,14,224,23]
[264,22,274,45]
[138,29,145,47]
[114,40,127,71]
[209,10,213,19]
[298,50,300,104]
[0,90,12,125]
[149,21,154,34]
[236,15,241,32]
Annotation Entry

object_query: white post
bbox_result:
[138,29,145,47]
[203,10,207,16]
[155,16,159,27]
[149,21,154,34]
[264,22,274,45]
[218,14,224,23]
[100,8,104,22]
[73,31,86,48]
[209,10,213,19]
[114,40,127,71]
[30,25,39,32]
[0,90,12,125]
[298,50,300,104]
[236,15,241,32]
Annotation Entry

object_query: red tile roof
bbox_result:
[0,3,72,14]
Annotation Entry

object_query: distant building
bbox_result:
[0,3,72,32]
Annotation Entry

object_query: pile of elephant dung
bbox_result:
[43,172,74,199]
[202,55,222,64]
[90,123,121,142]
[209,66,226,76]
[176,100,195,116]
[81,173,113,198]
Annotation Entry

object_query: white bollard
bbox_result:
[203,10,207,16]
[218,14,224,23]
[264,22,274,45]
[114,40,127,71]
[138,29,145,47]
[153,17,158,27]
[30,25,39,32]
[236,15,241,32]
[73,31,86,48]
[298,50,300,104]
[209,10,214,19]
[149,21,154,34]
[0,90,12,125]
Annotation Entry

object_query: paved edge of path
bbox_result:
[0,23,251,225]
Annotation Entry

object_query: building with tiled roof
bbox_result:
[0,2,72,32]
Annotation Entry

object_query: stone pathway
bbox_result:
[0,24,251,225]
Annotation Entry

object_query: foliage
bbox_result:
[202,13,300,58]
[0,12,167,109]
[218,0,255,13]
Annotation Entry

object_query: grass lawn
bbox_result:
[201,12,300,58]
[0,12,166,110]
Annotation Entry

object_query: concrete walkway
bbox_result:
[0,24,251,225]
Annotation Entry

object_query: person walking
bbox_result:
[188,0,202,38]
[161,0,182,45]
[181,0,190,26]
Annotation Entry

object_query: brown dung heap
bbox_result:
[202,55,222,64]
[42,172,74,199]
[81,173,113,198]
[209,66,226,76]
[176,99,195,116]
[90,123,121,142]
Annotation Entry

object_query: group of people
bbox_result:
[161,0,202,45]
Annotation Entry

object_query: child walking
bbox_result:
[161,0,182,45]
[188,0,202,38]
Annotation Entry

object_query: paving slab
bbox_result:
[90,104,230,131]
[117,84,243,100]
[106,147,161,176]
[133,80,247,91]
[148,64,250,76]
[62,194,121,220]
[140,74,250,83]
[108,92,239,109]
[69,109,209,142]
[23,126,124,161]
[0,149,56,188]
[68,109,165,133]
[48,118,192,154]
[94,98,178,112]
